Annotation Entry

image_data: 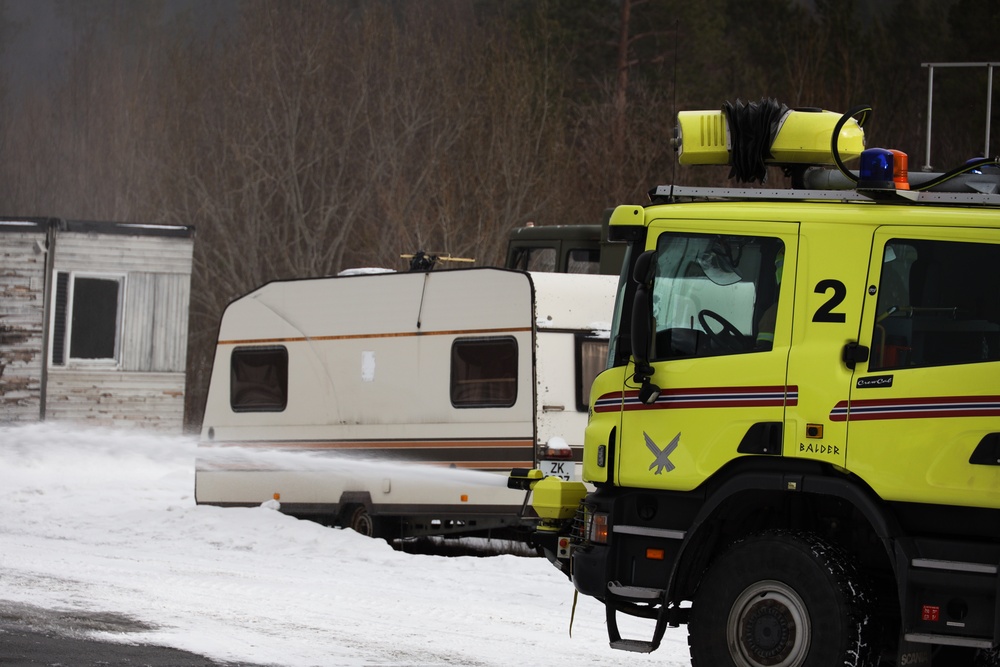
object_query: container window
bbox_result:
[51,272,124,365]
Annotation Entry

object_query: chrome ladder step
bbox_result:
[606,582,669,653]
[610,639,657,653]
[607,582,665,602]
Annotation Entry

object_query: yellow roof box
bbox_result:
[677,102,865,168]
[676,110,731,165]
[771,108,865,164]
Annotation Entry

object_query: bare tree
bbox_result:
[0,1,186,222]
[164,1,570,424]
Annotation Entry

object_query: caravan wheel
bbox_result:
[347,505,376,537]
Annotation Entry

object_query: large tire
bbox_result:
[689,530,878,667]
[974,647,1000,667]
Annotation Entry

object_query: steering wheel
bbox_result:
[698,309,750,353]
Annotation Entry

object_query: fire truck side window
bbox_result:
[870,238,1000,370]
[650,233,784,360]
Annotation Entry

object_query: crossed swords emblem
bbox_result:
[644,431,679,474]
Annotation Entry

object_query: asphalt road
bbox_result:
[0,601,266,667]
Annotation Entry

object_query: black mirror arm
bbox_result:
[629,250,661,404]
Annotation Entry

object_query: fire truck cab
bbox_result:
[512,100,1000,667]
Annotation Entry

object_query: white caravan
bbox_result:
[196,267,616,539]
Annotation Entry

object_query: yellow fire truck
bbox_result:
[511,100,1000,667]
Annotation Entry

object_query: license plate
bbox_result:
[541,460,573,481]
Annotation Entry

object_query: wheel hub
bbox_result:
[727,580,810,667]
[743,599,794,661]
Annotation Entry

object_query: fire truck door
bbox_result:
[613,220,799,492]
[847,226,1000,508]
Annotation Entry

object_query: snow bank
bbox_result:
[0,423,689,666]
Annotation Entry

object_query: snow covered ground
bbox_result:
[0,423,690,666]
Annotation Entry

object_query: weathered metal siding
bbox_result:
[44,370,185,429]
[53,232,193,275]
[48,231,194,432]
[0,229,46,421]
[122,272,190,373]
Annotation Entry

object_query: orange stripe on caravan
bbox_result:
[219,440,533,450]
[198,461,534,472]
[446,461,534,469]
[217,327,532,347]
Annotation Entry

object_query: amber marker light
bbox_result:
[646,548,665,560]
[891,149,910,190]
[589,513,609,543]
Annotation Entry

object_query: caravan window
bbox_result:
[231,346,288,412]
[576,336,609,411]
[450,337,518,408]
[51,272,125,366]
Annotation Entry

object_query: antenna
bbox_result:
[670,19,679,187]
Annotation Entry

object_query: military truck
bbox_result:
[505,217,625,276]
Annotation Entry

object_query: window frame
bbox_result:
[49,270,126,368]
[575,334,609,412]
[868,236,1000,371]
[449,336,519,409]
[566,247,601,274]
[230,345,289,413]
[649,232,784,360]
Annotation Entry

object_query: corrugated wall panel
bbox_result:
[153,273,190,372]
[44,370,186,432]
[122,273,191,373]
[0,231,46,422]
[53,234,193,275]
[123,273,155,372]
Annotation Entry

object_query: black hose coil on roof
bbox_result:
[722,98,790,184]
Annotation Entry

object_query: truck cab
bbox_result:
[505,216,626,276]
[513,100,1000,667]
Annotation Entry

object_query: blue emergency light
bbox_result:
[857,148,894,189]
[857,148,910,191]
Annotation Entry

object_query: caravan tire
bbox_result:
[347,505,376,537]
[688,530,878,667]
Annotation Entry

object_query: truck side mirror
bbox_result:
[630,251,660,404]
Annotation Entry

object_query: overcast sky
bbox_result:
[1,0,238,95]
[2,0,68,92]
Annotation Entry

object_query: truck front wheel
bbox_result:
[689,531,877,667]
